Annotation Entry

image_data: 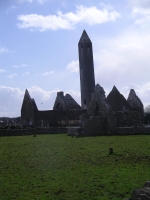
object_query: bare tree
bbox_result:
[144,105,150,113]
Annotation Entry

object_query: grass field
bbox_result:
[0,134,150,200]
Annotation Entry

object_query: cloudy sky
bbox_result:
[0,0,150,117]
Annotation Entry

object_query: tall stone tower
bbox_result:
[78,30,95,109]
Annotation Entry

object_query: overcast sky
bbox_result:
[0,0,150,117]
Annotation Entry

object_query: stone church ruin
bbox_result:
[21,30,145,135]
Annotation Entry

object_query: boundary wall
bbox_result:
[0,127,67,136]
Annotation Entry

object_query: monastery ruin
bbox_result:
[21,30,144,136]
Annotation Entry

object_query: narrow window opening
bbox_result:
[94,103,99,116]
[84,99,86,104]
[81,65,82,69]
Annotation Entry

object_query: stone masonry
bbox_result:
[21,30,145,136]
[78,30,95,109]
[127,89,144,123]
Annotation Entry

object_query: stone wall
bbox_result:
[83,116,108,136]
[87,84,111,117]
[127,89,144,123]
[0,127,68,137]
[53,92,81,111]
[34,109,87,127]
[67,126,150,136]
[107,86,131,111]
[21,89,37,126]
[113,110,142,127]
[117,126,150,135]
[77,84,144,136]
[67,127,83,136]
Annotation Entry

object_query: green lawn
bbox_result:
[0,134,150,200]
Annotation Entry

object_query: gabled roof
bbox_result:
[127,89,143,109]
[25,89,31,99]
[107,86,131,111]
[31,99,38,110]
[64,94,81,110]
[87,84,111,116]
[21,89,38,111]
[53,92,81,111]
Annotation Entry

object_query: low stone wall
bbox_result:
[67,126,150,136]
[0,127,68,137]
[1,126,150,137]
[117,126,150,135]
[67,127,83,136]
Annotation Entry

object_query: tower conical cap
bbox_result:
[79,30,91,44]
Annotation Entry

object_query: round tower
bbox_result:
[78,30,95,109]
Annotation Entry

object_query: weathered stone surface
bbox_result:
[78,30,92,43]
[22,89,86,127]
[78,30,95,109]
[144,182,150,187]
[53,92,81,111]
[82,116,108,136]
[107,86,131,111]
[87,84,111,117]
[132,188,150,199]
[64,94,81,110]
[113,110,142,127]
[21,89,38,126]
[34,109,86,127]
[76,84,144,136]
[79,84,116,135]
[117,126,150,135]
[21,30,144,132]
[127,89,144,123]
[67,127,83,136]
[126,182,150,200]
[0,127,68,136]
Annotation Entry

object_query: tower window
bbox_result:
[84,99,86,104]
[81,65,82,69]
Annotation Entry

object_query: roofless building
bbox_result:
[21,30,144,131]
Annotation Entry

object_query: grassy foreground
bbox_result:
[0,134,150,200]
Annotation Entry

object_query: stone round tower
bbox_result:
[78,30,95,109]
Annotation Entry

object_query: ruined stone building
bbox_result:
[21,30,144,134]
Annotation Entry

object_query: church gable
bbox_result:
[87,84,111,117]
[127,89,144,122]
[53,92,81,111]
[21,89,37,126]
[107,86,131,111]
[127,89,143,110]
[64,94,81,110]
[53,92,68,111]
